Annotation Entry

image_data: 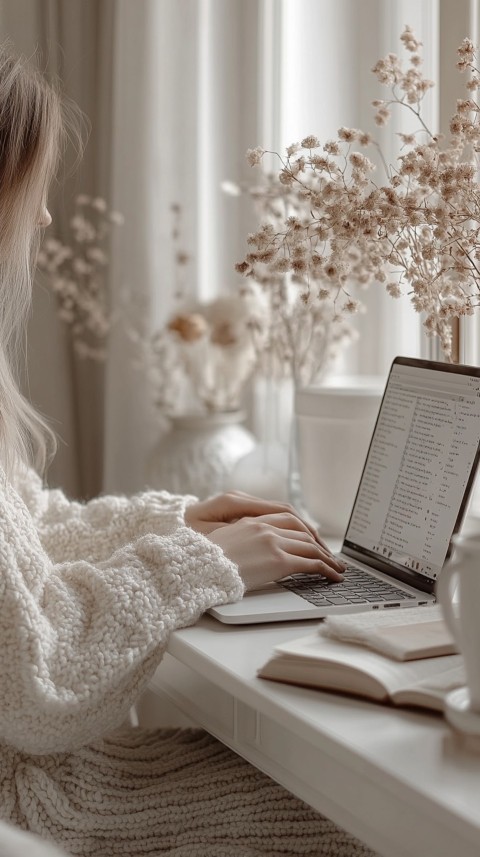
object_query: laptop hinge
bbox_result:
[341,543,436,595]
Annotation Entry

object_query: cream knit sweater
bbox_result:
[0,468,375,857]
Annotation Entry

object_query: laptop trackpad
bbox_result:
[208,584,313,622]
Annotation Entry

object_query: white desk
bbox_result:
[148,616,480,857]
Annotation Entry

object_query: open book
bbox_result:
[258,632,465,712]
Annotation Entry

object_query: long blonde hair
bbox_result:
[0,45,77,477]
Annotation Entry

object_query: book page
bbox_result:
[261,633,464,707]
[393,664,466,710]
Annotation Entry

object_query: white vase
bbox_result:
[148,410,256,499]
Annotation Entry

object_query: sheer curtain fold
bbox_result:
[104,0,201,493]
[104,0,262,493]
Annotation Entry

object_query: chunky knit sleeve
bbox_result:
[0,471,244,756]
[12,465,200,563]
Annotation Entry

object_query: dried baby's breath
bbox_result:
[236,27,480,362]
[37,195,123,360]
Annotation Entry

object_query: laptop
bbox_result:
[210,356,480,624]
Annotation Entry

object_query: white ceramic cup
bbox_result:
[436,533,480,711]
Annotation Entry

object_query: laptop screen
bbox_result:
[343,357,480,584]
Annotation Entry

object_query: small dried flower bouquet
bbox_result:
[229,134,377,385]
[37,194,124,359]
[131,282,267,417]
[126,203,268,418]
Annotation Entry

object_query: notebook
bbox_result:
[210,356,480,624]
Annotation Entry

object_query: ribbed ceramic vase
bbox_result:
[148,410,256,499]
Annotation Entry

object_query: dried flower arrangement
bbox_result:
[224,171,358,385]
[37,195,124,360]
[126,204,268,416]
[236,26,480,362]
[133,288,266,416]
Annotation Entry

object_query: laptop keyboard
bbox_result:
[279,566,416,607]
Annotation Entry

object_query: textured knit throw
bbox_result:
[1,727,376,857]
[0,466,376,857]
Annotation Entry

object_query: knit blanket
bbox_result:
[2,727,377,857]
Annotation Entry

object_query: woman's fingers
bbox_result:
[246,511,312,535]
[219,492,325,545]
[273,530,345,580]
[248,513,345,570]
[207,514,345,591]
[277,550,344,581]
[186,492,330,553]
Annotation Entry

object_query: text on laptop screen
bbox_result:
[344,362,480,581]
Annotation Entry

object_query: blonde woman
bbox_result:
[0,45,373,857]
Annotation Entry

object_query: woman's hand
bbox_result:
[185,491,345,589]
[185,490,323,545]
[205,512,346,591]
